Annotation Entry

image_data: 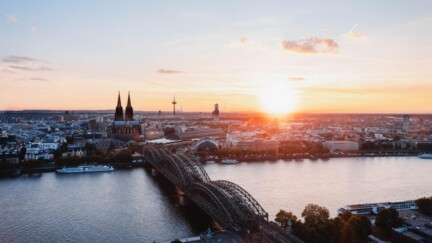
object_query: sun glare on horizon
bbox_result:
[259,84,299,115]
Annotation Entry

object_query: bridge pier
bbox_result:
[176,188,192,206]
[151,168,160,176]
[178,194,192,206]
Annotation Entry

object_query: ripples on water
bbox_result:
[0,157,431,242]
[0,169,210,242]
[206,156,432,220]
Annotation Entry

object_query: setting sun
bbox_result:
[259,84,299,115]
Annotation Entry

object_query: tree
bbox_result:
[302,204,330,226]
[19,147,26,160]
[298,204,332,243]
[84,142,94,153]
[339,223,357,243]
[340,210,353,222]
[348,215,372,241]
[415,197,432,216]
[109,150,132,165]
[375,208,403,236]
[275,210,298,228]
[277,204,373,243]
[22,159,42,168]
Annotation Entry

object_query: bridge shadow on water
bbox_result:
[143,166,214,234]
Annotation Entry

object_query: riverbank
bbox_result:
[1,151,420,177]
[206,151,418,163]
[0,162,145,177]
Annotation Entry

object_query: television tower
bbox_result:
[172,95,177,117]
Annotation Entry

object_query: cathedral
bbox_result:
[111,92,142,141]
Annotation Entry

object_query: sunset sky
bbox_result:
[1,1,432,113]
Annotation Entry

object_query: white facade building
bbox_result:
[323,141,359,152]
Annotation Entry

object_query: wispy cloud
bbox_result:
[288,77,304,81]
[2,55,54,73]
[3,56,37,63]
[344,23,367,40]
[282,37,339,54]
[1,69,16,74]
[4,14,17,23]
[344,31,367,40]
[30,77,48,81]
[9,65,53,71]
[157,69,184,74]
[301,87,376,94]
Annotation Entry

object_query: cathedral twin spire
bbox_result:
[114,91,133,121]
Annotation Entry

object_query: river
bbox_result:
[0,156,431,242]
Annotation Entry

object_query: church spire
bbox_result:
[114,91,124,121]
[125,91,134,121]
[117,91,122,107]
[127,91,131,107]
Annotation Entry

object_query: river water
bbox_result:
[0,156,431,242]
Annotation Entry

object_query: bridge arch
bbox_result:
[158,154,189,186]
[186,180,268,231]
[145,149,210,187]
[175,153,210,182]
[144,148,170,164]
[143,149,270,234]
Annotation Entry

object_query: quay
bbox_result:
[164,231,246,243]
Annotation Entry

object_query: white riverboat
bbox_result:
[338,200,417,215]
[221,159,239,164]
[418,153,432,159]
[56,165,114,174]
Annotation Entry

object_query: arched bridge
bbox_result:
[144,148,302,242]
[144,148,268,232]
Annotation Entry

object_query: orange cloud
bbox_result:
[239,37,249,45]
[301,87,377,94]
[344,31,367,40]
[282,37,339,54]
[157,69,184,74]
[288,77,304,81]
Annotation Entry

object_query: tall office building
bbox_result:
[403,115,410,132]
[212,103,220,122]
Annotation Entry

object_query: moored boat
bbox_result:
[418,153,432,159]
[56,165,114,174]
[221,159,239,164]
[338,200,417,215]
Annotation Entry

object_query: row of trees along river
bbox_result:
[275,197,432,243]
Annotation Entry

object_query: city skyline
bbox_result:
[1,1,432,113]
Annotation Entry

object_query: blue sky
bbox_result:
[1,1,432,112]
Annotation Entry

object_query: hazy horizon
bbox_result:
[2,109,432,116]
